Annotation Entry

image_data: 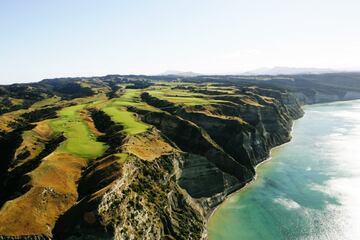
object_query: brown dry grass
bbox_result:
[33,121,53,139]
[194,110,247,124]
[11,121,53,170]
[79,154,123,202]
[260,96,274,104]
[30,152,87,193]
[0,152,86,236]
[79,109,102,137]
[0,110,27,132]
[124,131,174,161]
[241,96,263,107]
[0,186,75,236]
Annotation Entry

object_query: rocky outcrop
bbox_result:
[98,154,205,240]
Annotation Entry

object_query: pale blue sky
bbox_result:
[1,0,360,84]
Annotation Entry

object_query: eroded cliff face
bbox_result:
[140,87,304,218]
[261,73,360,105]
[98,154,205,240]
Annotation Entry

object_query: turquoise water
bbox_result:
[208,100,360,240]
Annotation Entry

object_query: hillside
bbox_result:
[0,73,360,239]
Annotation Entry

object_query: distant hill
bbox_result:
[242,66,338,75]
[160,70,201,77]
[160,67,345,76]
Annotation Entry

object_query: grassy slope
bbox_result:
[0,96,108,236]
[0,96,62,132]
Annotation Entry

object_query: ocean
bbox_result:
[208,100,360,240]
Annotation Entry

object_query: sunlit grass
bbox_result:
[101,89,152,135]
[31,96,61,108]
[102,106,150,135]
[49,104,107,159]
[114,153,129,164]
[147,88,227,106]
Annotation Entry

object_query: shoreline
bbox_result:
[205,98,360,240]
[205,98,360,239]
[206,119,298,236]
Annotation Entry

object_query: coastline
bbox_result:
[205,99,360,240]
[206,119,299,237]
[207,98,360,226]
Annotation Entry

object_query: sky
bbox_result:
[1,0,360,84]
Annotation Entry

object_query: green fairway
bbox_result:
[102,89,151,135]
[49,104,108,159]
[147,88,227,106]
[102,106,150,135]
